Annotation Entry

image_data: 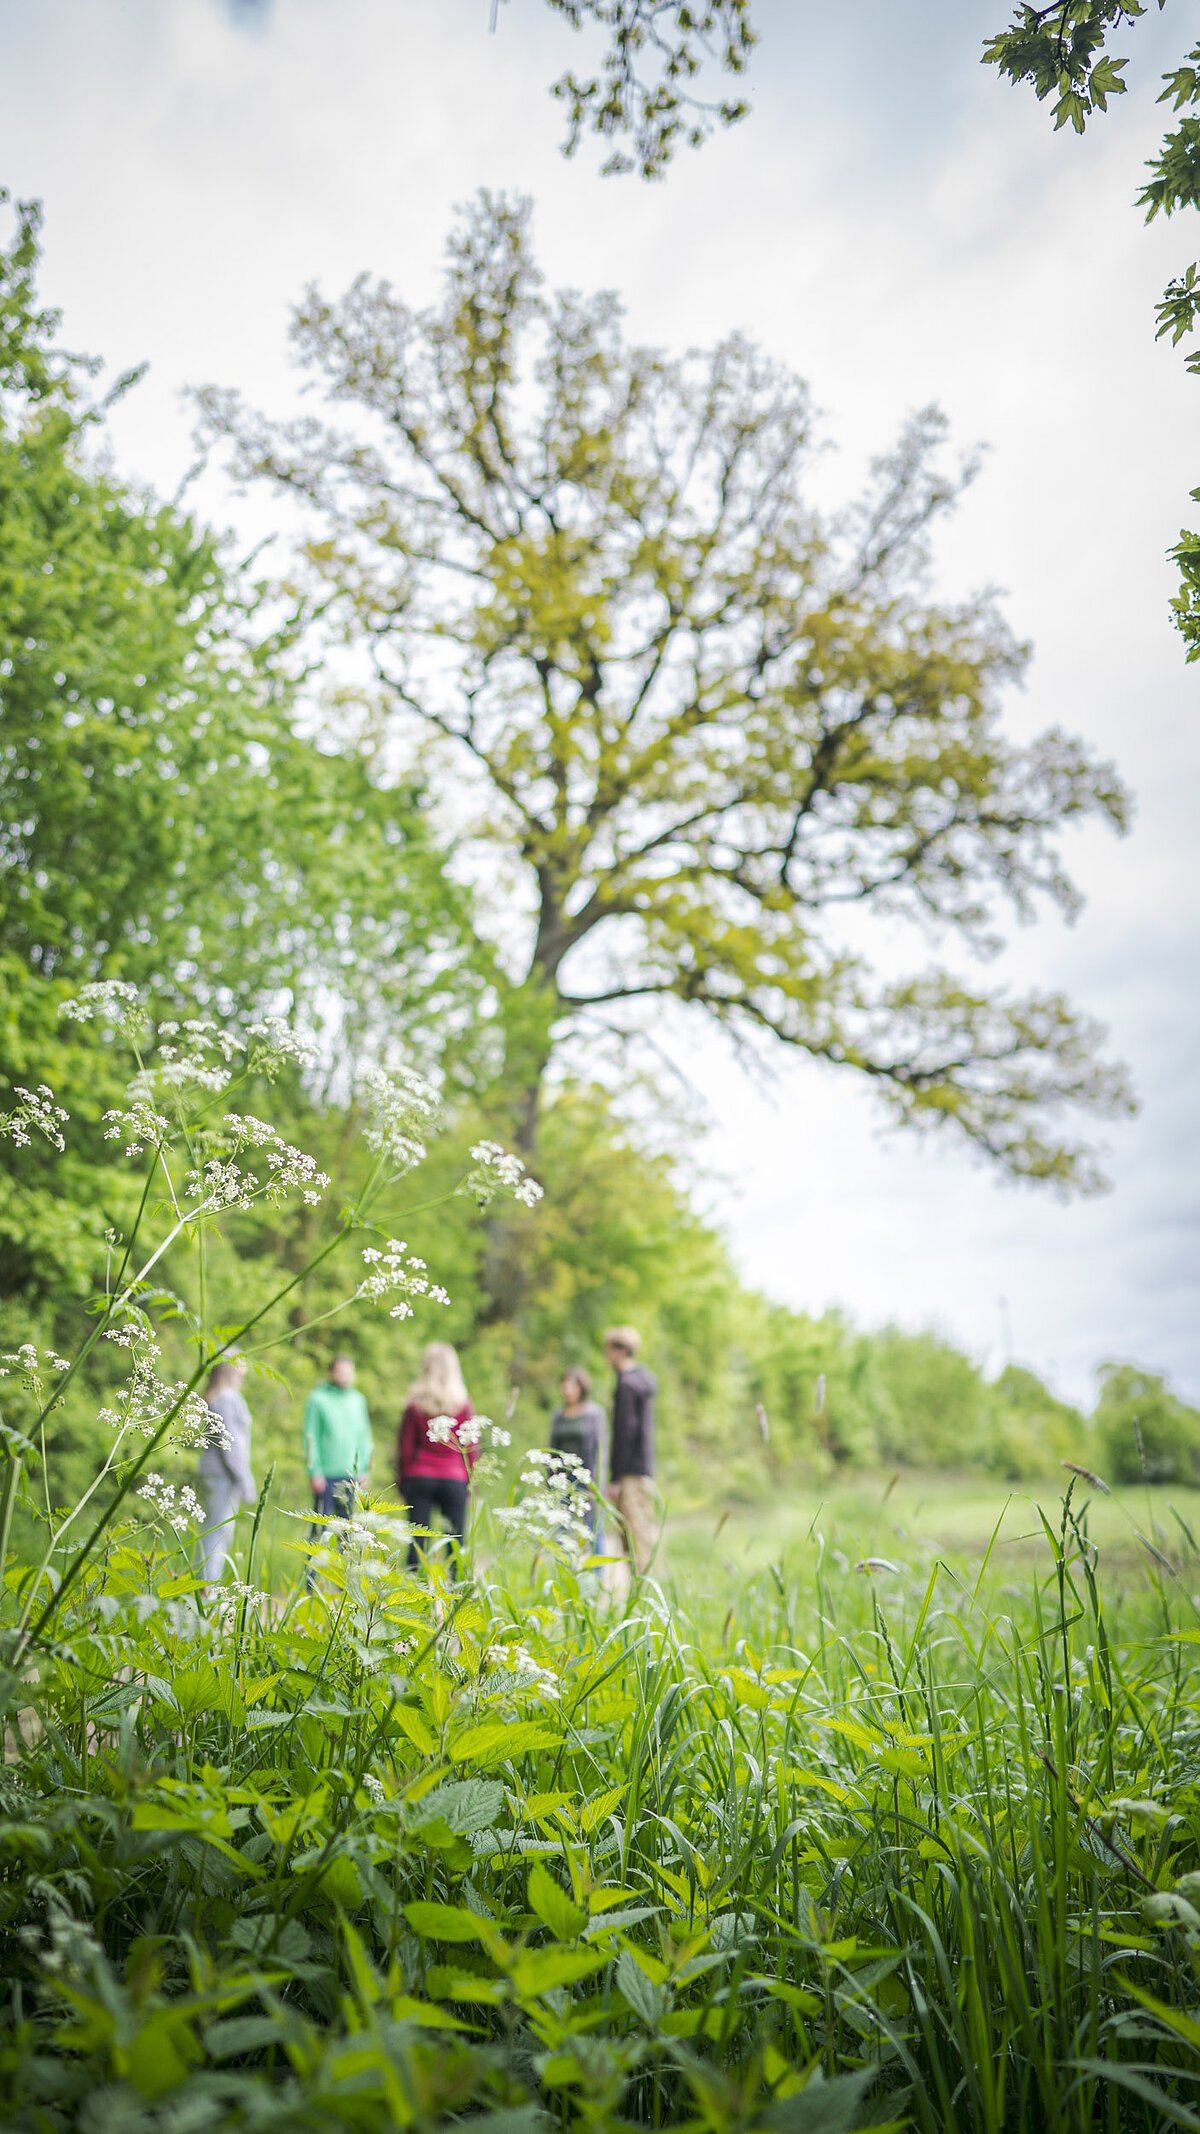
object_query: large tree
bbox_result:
[198,193,1132,1191]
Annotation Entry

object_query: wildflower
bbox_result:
[103,1099,171,1157]
[359,1063,440,1172]
[98,1357,222,1449]
[137,1473,204,1535]
[356,1238,450,1318]
[247,1016,320,1073]
[1,1083,69,1153]
[466,1139,543,1209]
[59,980,148,1033]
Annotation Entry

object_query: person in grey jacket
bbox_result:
[197,1359,255,1582]
[550,1365,607,1545]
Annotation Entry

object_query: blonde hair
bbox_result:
[408,1341,469,1416]
[604,1325,641,1358]
[205,1359,244,1397]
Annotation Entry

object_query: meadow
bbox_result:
[2,1456,1198,2134]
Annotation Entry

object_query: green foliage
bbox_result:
[199,195,1133,1193]
[1,1457,1198,2130]
[982,6,1200,656]
[532,0,757,176]
[0,190,487,1314]
[1097,1360,1200,1482]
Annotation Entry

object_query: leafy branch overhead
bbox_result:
[499,0,756,177]
[198,194,1133,1194]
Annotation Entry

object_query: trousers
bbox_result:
[403,1474,469,1573]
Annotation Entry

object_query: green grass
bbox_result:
[2,1468,1199,2133]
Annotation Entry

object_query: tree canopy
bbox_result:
[198,192,1133,1192]
[0,192,485,1304]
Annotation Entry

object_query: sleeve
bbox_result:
[583,1410,602,1484]
[357,1398,373,1478]
[302,1392,324,1479]
[638,1383,656,1475]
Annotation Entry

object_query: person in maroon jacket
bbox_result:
[395,1341,479,1573]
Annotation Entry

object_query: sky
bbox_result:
[1,0,1197,1406]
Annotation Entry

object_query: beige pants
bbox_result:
[606,1474,660,1588]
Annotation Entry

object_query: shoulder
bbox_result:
[458,1403,474,1422]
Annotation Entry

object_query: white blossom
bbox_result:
[59,980,148,1033]
[0,1342,70,1389]
[356,1238,450,1318]
[137,1472,204,1535]
[1,1083,68,1153]
[98,1357,223,1449]
[359,1062,440,1173]
[247,1017,320,1073]
[494,1448,593,1558]
[466,1140,543,1209]
[103,1100,170,1157]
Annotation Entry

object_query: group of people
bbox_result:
[195,1326,658,1588]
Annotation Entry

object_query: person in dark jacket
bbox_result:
[550,1365,607,1545]
[395,1341,478,1573]
[602,1325,659,1584]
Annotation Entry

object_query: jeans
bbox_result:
[403,1474,469,1574]
[198,1472,239,1583]
[307,1476,356,1588]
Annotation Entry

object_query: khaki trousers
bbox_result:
[607,1474,659,1589]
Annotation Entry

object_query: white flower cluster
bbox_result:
[103,1099,170,1157]
[184,1115,330,1211]
[207,1581,272,1631]
[467,1141,543,1210]
[137,1471,204,1535]
[494,1448,592,1558]
[356,1239,450,1320]
[483,1640,562,1700]
[98,1352,225,1450]
[359,1063,441,1173]
[426,1412,511,1450]
[59,980,148,1033]
[1,1083,69,1153]
[246,1017,320,1074]
[0,1343,71,1387]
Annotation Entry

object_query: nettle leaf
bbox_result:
[450,1720,562,1766]
[616,1947,667,2026]
[404,1900,496,1945]
[755,2068,873,2134]
[509,1945,609,2000]
[528,1861,587,1940]
[416,1778,505,1837]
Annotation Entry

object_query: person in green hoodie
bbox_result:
[303,1355,373,1582]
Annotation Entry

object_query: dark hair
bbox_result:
[563,1364,592,1401]
[205,1360,242,1397]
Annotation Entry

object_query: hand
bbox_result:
[606,1482,619,1504]
[311,1474,326,1497]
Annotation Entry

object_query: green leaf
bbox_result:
[528,1862,587,1940]
[404,1901,495,1945]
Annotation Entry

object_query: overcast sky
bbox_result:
[2,0,1197,1406]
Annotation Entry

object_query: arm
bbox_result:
[357,1398,373,1482]
[636,1383,656,1476]
[303,1392,325,1485]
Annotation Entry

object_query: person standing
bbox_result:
[196,1358,255,1583]
[603,1326,659,1585]
[396,1341,478,1574]
[303,1355,372,1576]
[550,1365,607,1547]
